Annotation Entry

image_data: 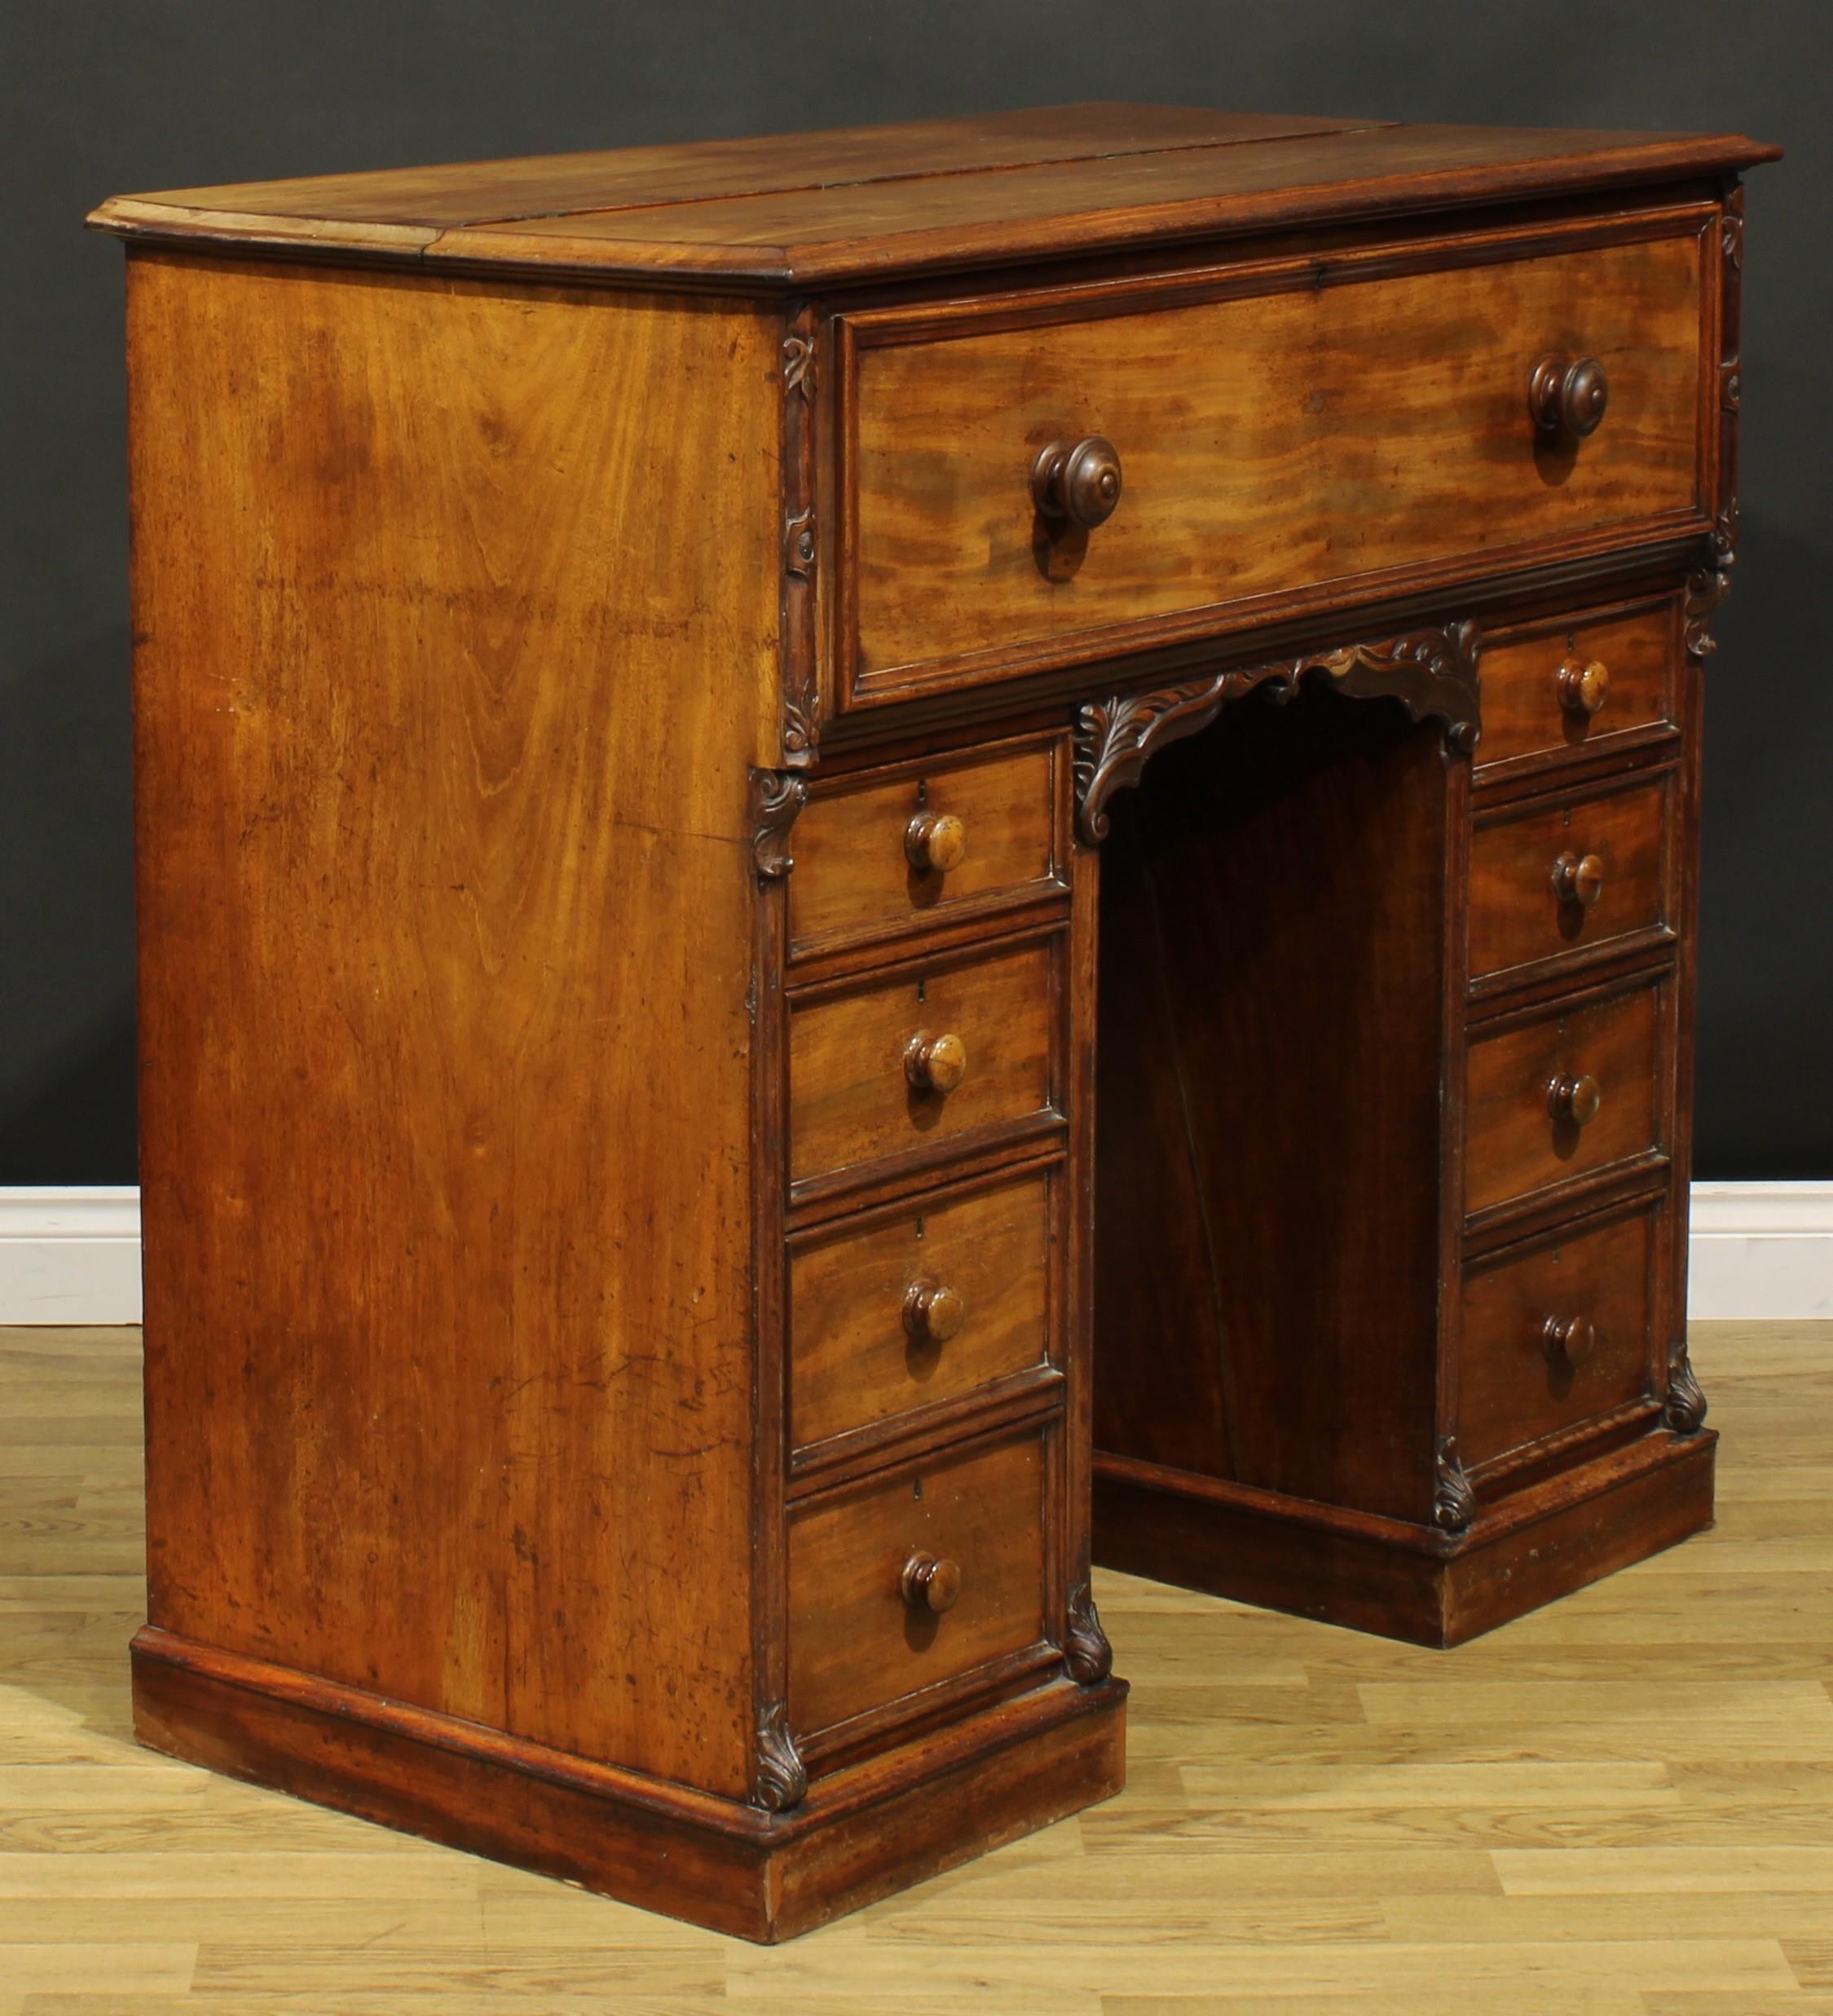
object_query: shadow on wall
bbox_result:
[0,621,137,1184]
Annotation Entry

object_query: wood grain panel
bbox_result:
[126,253,778,1798]
[848,231,1705,687]
[430,125,1775,285]
[93,117,1777,285]
[1465,984,1663,1217]
[1469,773,1671,982]
[1460,1206,1658,1468]
[788,1431,1047,1737]
[1478,603,1678,769]
[92,107,1363,229]
[790,1170,1052,1452]
[790,738,1060,954]
[788,939,1057,1186]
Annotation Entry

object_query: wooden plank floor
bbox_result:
[2,1321,1831,2011]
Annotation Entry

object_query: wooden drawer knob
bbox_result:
[1551,851,1606,908]
[1530,355,1610,439]
[904,1030,968,1093]
[1543,1314,1598,1369]
[1557,658,1611,716]
[903,1280,967,1347]
[1031,435,1123,527]
[905,811,967,875]
[901,1553,963,1614]
[1547,1071,1602,1127]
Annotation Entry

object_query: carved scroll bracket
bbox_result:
[753,1700,807,1812]
[1064,1578,1113,1686]
[1074,620,1482,845]
[750,768,809,881]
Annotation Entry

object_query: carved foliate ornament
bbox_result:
[1064,1578,1113,1685]
[750,769,809,880]
[1433,1436,1476,1533]
[782,333,815,399]
[1664,1338,1708,1436]
[753,1700,807,1812]
[1074,620,1482,845]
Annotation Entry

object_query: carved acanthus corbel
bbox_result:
[750,769,809,880]
[753,1700,807,1812]
[1064,1578,1113,1685]
[1663,1338,1708,1436]
[1433,1436,1476,1534]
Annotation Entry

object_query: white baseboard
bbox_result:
[0,1188,144,1324]
[1,1182,1829,1327]
[1686,1181,1833,1320]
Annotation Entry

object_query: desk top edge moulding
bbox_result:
[91,106,1779,1940]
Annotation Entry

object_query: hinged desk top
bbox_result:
[87,103,1778,287]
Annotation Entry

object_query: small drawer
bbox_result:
[1460,1206,1657,1468]
[1478,606,1677,770]
[790,739,1062,953]
[1465,982,1663,1218]
[791,1168,1052,1453]
[1469,773,1672,982]
[788,1428,1048,1739]
[789,937,1057,1188]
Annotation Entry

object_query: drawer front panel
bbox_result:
[789,940,1056,1186]
[845,228,1704,693]
[1478,607,1677,769]
[788,1430,1047,1737]
[791,739,1060,953]
[1465,984,1662,1216]
[791,1168,1053,1450]
[1460,1206,1656,1468]
[1469,774,1671,982]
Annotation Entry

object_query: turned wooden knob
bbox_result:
[1548,1071,1602,1127]
[1558,658,1611,716]
[905,811,967,875]
[1551,851,1606,908]
[1530,355,1610,439]
[1543,1313,1598,1369]
[901,1553,962,1613]
[903,1280,967,1347]
[1031,435,1123,527]
[904,1030,967,1093]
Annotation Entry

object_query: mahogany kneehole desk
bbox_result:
[90,104,1779,1940]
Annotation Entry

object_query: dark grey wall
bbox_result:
[2,0,1826,1183]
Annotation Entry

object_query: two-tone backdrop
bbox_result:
[3,1,1826,1203]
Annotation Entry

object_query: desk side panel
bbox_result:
[127,253,780,1798]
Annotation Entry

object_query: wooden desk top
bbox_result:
[88,103,1779,287]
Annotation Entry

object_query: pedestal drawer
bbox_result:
[1460,1205,1657,1468]
[1465,982,1663,1217]
[1469,772,1672,982]
[790,739,1062,954]
[791,1167,1053,1452]
[788,1428,1048,1739]
[789,937,1058,1187]
[1478,605,1678,770]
